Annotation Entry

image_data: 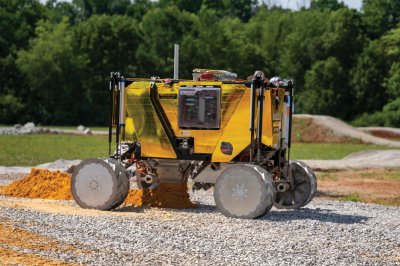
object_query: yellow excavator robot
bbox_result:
[71,56,316,219]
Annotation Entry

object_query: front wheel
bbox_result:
[214,164,276,219]
[71,158,130,210]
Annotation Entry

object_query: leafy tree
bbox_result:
[0,0,47,57]
[72,0,132,19]
[310,0,345,11]
[321,8,364,70]
[157,0,258,21]
[385,63,400,99]
[136,6,197,78]
[362,0,400,39]
[352,97,400,127]
[2,0,400,126]
[279,10,329,91]
[380,26,400,100]
[125,0,153,21]
[157,0,203,13]
[0,0,48,123]
[0,94,25,124]
[350,40,388,114]
[351,24,400,115]
[73,15,139,124]
[298,57,350,118]
[245,8,292,76]
[16,18,88,124]
[45,0,80,24]
[222,0,258,22]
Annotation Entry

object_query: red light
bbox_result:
[200,73,218,81]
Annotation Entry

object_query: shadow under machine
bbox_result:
[71,53,317,219]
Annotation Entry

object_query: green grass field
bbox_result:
[0,135,108,166]
[290,143,396,160]
[0,134,397,166]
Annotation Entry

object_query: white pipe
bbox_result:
[119,79,125,126]
[174,44,179,79]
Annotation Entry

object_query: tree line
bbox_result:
[1,0,399,126]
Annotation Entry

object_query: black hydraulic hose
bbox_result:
[256,80,264,165]
[249,80,256,163]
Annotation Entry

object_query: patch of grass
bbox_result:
[0,135,109,166]
[382,170,400,180]
[290,143,396,160]
[0,135,398,166]
[360,171,375,178]
[317,172,338,180]
[358,170,400,180]
[341,193,362,202]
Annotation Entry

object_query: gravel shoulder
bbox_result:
[0,189,399,265]
[303,150,400,170]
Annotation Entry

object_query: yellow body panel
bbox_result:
[158,81,245,155]
[124,82,176,158]
[123,80,287,162]
[212,89,251,161]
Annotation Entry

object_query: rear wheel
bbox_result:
[274,161,317,209]
[71,158,130,210]
[214,164,275,219]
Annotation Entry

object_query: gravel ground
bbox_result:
[0,189,399,265]
[0,173,25,186]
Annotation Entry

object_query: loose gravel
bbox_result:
[0,190,399,265]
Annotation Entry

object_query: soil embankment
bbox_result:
[293,114,400,147]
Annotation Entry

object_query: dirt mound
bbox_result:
[0,168,72,200]
[124,183,196,209]
[292,116,355,143]
[358,127,400,141]
[0,168,195,209]
[294,114,400,147]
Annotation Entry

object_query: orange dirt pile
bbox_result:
[124,182,196,209]
[0,168,195,209]
[0,168,73,200]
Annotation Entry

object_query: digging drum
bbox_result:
[71,158,130,210]
[214,164,276,219]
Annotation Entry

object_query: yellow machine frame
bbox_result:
[120,79,288,163]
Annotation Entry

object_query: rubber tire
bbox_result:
[274,160,317,209]
[214,164,276,219]
[71,158,130,210]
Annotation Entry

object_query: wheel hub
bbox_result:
[88,178,100,191]
[232,184,248,201]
